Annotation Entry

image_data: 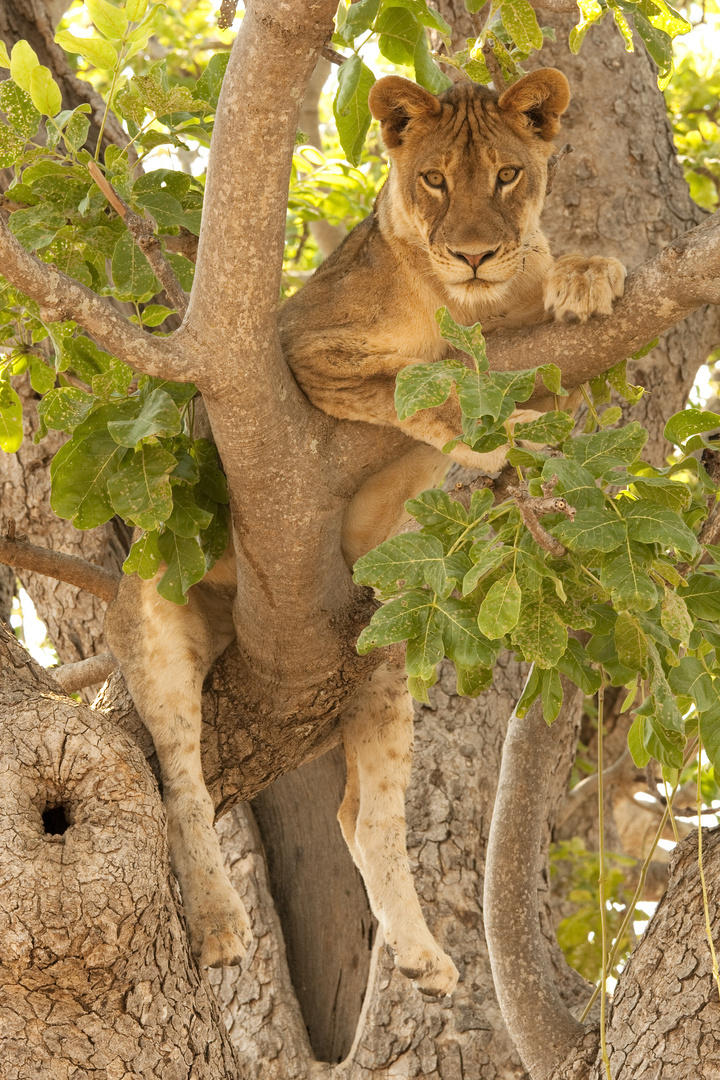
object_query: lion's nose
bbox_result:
[451,248,498,269]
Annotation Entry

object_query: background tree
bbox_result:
[1,1,720,1079]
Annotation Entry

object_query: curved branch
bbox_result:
[484,675,590,1080]
[0,216,191,381]
[53,652,115,693]
[184,0,339,392]
[0,533,119,603]
[486,210,720,399]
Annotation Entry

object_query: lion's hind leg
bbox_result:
[105,576,250,968]
[338,662,459,997]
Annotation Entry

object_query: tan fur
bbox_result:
[106,69,625,995]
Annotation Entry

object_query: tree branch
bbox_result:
[0,214,191,381]
[486,210,720,400]
[484,675,590,1080]
[0,527,119,604]
[53,652,115,693]
[86,161,188,319]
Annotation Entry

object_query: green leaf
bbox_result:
[407,669,438,704]
[394,359,460,420]
[541,459,605,510]
[111,231,156,297]
[632,9,672,78]
[388,0,452,36]
[107,388,182,446]
[156,530,206,604]
[199,504,229,570]
[405,487,468,534]
[514,411,575,444]
[436,596,498,667]
[134,190,186,227]
[0,82,41,166]
[628,713,651,768]
[477,574,521,638]
[8,203,66,252]
[357,590,432,653]
[28,358,56,395]
[126,0,149,20]
[512,599,568,668]
[700,705,720,778]
[37,387,93,433]
[541,667,563,723]
[564,422,647,477]
[140,304,174,327]
[342,0,381,39]
[107,443,175,529]
[376,6,422,64]
[123,528,162,579]
[664,409,720,446]
[668,656,716,712]
[614,612,648,671]
[623,501,700,559]
[435,308,488,369]
[455,664,493,696]
[193,51,230,111]
[463,544,513,594]
[537,363,567,396]
[0,41,10,68]
[406,616,445,680]
[9,40,39,94]
[629,475,691,512]
[661,590,693,644]
[600,544,658,612]
[414,32,453,93]
[165,485,214,538]
[54,30,119,70]
[501,0,544,51]
[557,638,602,694]
[553,508,627,553]
[683,574,720,621]
[0,382,23,453]
[333,55,375,166]
[62,105,92,151]
[87,0,128,40]
[50,429,125,528]
[29,66,62,117]
[515,664,541,717]
[353,532,451,595]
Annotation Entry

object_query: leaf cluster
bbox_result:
[355,308,720,785]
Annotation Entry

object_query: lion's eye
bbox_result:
[423,171,445,188]
[498,166,520,185]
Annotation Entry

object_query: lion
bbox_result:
[105,68,625,998]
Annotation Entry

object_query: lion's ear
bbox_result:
[498,69,570,140]
[369,76,442,148]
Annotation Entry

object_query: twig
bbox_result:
[87,161,189,319]
[556,748,632,828]
[482,42,508,92]
[53,652,116,693]
[161,228,199,265]
[322,46,348,66]
[546,143,574,196]
[0,524,119,604]
[507,476,575,557]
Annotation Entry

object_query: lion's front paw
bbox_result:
[544,254,625,323]
[393,941,459,998]
[188,888,252,968]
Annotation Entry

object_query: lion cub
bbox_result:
[106,68,624,998]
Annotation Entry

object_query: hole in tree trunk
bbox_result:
[42,806,70,836]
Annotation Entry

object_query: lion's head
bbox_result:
[368,69,569,302]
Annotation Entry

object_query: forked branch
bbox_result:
[484,675,591,1080]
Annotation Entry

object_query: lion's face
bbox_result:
[369,71,570,302]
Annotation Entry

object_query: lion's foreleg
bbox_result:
[338,662,459,997]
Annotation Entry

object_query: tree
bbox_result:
[1,0,720,1077]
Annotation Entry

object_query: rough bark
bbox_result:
[0,623,240,1080]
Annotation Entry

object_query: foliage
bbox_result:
[355,307,720,792]
[328,0,690,164]
[665,53,720,211]
[550,838,640,982]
